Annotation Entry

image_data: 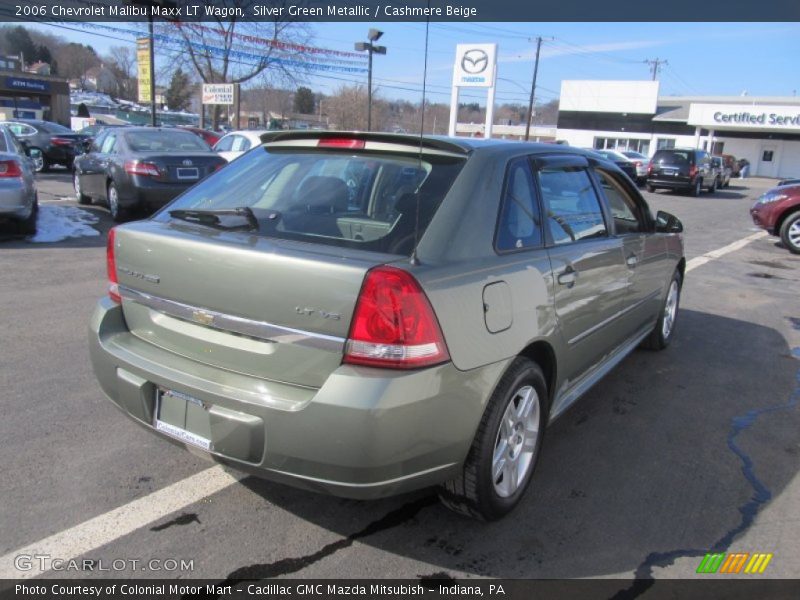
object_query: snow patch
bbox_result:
[29,206,101,243]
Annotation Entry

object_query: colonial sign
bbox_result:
[201,84,235,105]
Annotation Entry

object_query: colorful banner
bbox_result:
[136,37,151,103]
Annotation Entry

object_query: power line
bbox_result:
[644,58,669,80]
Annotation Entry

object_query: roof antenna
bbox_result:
[410,4,431,267]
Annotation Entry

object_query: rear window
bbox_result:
[156,146,465,256]
[39,121,74,134]
[124,130,211,153]
[652,150,693,166]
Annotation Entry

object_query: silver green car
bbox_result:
[89,132,684,520]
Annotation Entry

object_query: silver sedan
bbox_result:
[0,125,39,235]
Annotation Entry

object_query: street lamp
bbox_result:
[355,29,386,131]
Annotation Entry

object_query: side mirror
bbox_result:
[655,210,683,234]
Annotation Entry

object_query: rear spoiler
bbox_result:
[259,130,472,156]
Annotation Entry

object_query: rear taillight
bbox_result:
[647,161,653,175]
[51,137,74,146]
[317,138,366,149]
[0,160,22,178]
[689,164,698,178]
[124,160,161,177]
[107,228,121,304]
[633,161,641,167]
[344,266,450,369]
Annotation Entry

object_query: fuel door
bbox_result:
[483,281,513,333]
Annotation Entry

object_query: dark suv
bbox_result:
[646,148,720,196]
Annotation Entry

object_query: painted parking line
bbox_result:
[686,231,767,273]
[0,466,239,579]
[0,230,770,579]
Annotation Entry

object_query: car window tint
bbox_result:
[7,123,35,136]
[539,167,608,245]
[100,133,117,154]
[214,135,234,152]
[496,158,542,251]
[596,170,643,235]
[230,135,251,152]
[39,121,73,134]
[125,131,210,153]
[0,131,8,152]
[157,148,465,256]
[653,150,691,166]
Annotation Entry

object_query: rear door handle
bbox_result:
[557,267,577,287]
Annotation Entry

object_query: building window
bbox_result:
[762,150,774,162]
[593,137,650,155]
[656,138,676,150]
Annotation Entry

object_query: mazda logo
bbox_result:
[461,49,489,75]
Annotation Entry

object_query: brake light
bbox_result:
[647,161,653,175]
[124,160,161,177]
[51,137,74,146]
[317,138,365,149]
[344,266,450,369]
[689,164,698,178]
[107,228,121,303]
[0,159,22,178]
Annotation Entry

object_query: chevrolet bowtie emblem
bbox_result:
[191,310,215,326]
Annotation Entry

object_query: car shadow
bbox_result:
[0,204,120,248]
[213,309,799,580]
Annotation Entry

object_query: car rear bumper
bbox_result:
[647,176,695,190]
[0,183,32,219]
[89,299,505,499]
[119,182,195,208]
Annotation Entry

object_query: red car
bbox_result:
[178,126,220,147]
[750,183,800,254]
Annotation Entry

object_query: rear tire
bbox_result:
[438,358,548,521]
[641,270,682,350]
[107,182,128,223]
[707,177,718,193]
[74,171,91,205]
[646,184,655,193]
[32,149,47,173]
[19,195,38,235]
[779,211,800,255]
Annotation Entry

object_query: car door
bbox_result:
[593,167,667,338]
[77,131,108,197]
[536,155,630,383]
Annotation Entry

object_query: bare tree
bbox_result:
[59,43,101,89]
[162,1,313,128]
[105,46,137,100]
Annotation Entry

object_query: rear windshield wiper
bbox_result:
[169,207,259,231]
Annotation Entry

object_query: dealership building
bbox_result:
[556,80,800,178]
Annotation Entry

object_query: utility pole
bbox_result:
[524,37,545,142]
[645,58,668,81]
[355,29,387,131]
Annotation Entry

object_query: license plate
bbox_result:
[154,388,212,451]
[176,167,199,180]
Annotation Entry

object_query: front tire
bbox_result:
[646,184,656,193]
[707,177,718,193]
[439,358,548,521]
[31,149,46,173]
[779,211,800,255]
[642,270,682,350]
[691,179,702,197]
[19,195,38,235]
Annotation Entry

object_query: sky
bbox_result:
[23,20,800,107]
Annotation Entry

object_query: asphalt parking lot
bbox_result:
[1,170,799,585]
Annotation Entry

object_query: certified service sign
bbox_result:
[453,44,497,88]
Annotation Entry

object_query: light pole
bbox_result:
[355,29,386,131]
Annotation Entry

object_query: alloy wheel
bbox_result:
[662,280,679,339]
[492,385,541,498]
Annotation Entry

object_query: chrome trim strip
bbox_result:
[568,289,661,345]
[119,286,346,353]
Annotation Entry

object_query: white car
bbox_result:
[213,130,270,162]
[620,150,649,183]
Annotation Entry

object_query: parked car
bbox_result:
[721,154,739,177]
[750,183,800,254]
[619,150,649,184]
[76,122,129,143]
[711,156,731,188]
[646,148,720,196]
[213,130,270,162]
[179,126,221,147]
[592,149,639,183]
[73,127,226,222]
[90,132,686,519]
[778,178,800,187]
[0,124,40,234]
[3,119,88,172]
